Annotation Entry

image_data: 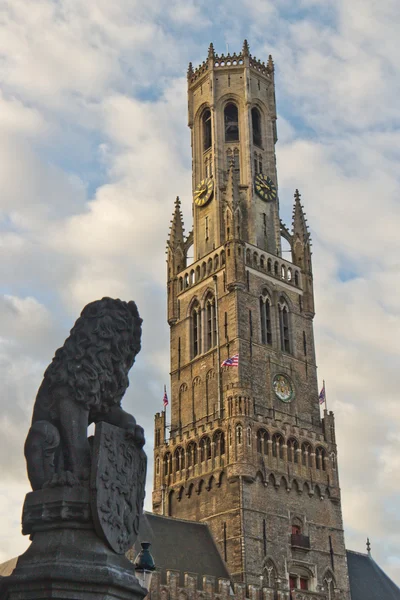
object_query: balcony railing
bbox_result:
[291,592,325,600]
[291,533,310,549]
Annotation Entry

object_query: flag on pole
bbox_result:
[318,382,326,405]
[221,354,239,367]
[163,385,168,408]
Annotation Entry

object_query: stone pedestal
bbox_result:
[4,487,146,600]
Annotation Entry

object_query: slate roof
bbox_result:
[131,512,231,585]
[347,550,400,600]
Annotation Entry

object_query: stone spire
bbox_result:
[242,39,250,57]
[168,196,185,249]
[292,189,310,244]
[267,54,274,73]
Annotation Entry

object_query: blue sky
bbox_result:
[1,0,400,586]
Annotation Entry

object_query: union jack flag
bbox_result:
[163,386,169,408]
[221,354,239,367]
[318,382,326,405]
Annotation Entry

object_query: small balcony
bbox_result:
[291,592,325,600]
[291,533,310,549]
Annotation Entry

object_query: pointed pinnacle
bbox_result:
[242,39,249,56]
[187,62,193,78]
[175,195,181,207]
[268,54,274,72]
[294,189,301,201]
[208,42,215,59]
[367,538,371,555]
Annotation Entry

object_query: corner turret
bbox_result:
[292,189,314,316]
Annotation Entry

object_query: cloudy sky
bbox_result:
[1,0,400,586]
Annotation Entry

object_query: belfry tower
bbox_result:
[153,42,350,599]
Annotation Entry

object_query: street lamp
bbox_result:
[134,542,156,591]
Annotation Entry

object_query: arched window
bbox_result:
[213,430,225,456]
[164,452,172,476]
[205,294,217,351]
[316,446,326,471]
[302,442,311,467]
[203,109,212,151]
[174,447,185,472]
[246,249,251,264]
[224,103,239,142]
[260,295,272,345]
[257,429,269,455]
[272,433,284,459]
[236,424,242,444]
[287,438,299,463]
[191,301,202,357]
[187,441,197,467]
[156,456,160,475]
[252,107,262,147]
[324,572,336,600]
[200,437,211,461]
[264,559,278,588]
[278,300,290,353]
[267,258,272,272]
[294,271,299,286]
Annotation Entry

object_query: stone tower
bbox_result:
[153,42,351,599]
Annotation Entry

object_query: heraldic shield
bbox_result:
[90,421,147,554]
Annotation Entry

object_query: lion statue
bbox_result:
[25,297,145,490]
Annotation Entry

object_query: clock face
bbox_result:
[194,177,214,207]
[255,173,277,202]
[272,374,294,403]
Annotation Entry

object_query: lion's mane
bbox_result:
[42,297,142,413]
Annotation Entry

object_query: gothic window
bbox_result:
[164,452,172,476]
[331,452,337,470]
[203,109,212,151]
[289,574,309,591]
[274,261,279,276]
[213,430,225,456]
[257,429,269,454]
[246,249,251,264]
[196,266,201,281]
[214,254,219,270]
[247,426,252,446]
[186,441,197,467]
[221,250,226,265]
[294,270,299,286]
[191,301,202,357]
[236,424,243,444]
[205,294,217,351]
[179,277,183,291]
[174,447,185,471]
[200,436,211,461]
[302,442,311,467]
[260,255,265,269]
[252,107,262,147]
[316,446,326,471]
[264,559,278,588]
[260,295,272,345]
[278,300,290,353]
[324,572,335,600]
[156,456,160,475]
[224,103,239,142]
[272,433,284,459]
[287,438,299,463]
[267,258,272,272]
[207,258,213,274]
[253,252,258,266]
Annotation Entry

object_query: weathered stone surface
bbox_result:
[91,422,147,554]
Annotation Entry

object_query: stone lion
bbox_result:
[25,297,145,490]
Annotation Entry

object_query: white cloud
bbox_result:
[0,0,399,587]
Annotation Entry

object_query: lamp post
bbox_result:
[134,542,156,591]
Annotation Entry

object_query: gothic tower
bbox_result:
[153,42,350,599]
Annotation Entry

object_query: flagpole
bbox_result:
[213,275,222,419]
[324,379,328,412]
[163,384,167,441]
